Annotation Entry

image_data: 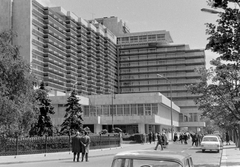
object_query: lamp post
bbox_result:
[200,8,222,14]
[111,93,115,132]
[157,74,173,141]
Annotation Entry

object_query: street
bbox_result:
[2,141,222,167]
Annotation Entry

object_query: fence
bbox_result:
[0,134,121,156]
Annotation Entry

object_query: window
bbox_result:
[139,35,147,42]
[102,105,109,116]
[148,35,156,41]
[83,106,89,116]
[130,36,138,43]
[96,106,102,116]
[124,104,130,115]
[145,104,151,115]
[131,104,137,115]
[138,104,144,115]
[184,114,189,122]
[117,105,123,115]
[152,104,158,115]
[193,113,198,122]
[179,113,183,122]
[90,106,96,116]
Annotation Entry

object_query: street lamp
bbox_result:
[111,93,116,132]
[157,74,173,141]
[201,8,222,14]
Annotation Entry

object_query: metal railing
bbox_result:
[0,134,121,156]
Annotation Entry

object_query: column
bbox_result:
[138,123,145,134]
[94,124,102,134]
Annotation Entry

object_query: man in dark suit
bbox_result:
[154,132,163,150]
[72,131,82,162]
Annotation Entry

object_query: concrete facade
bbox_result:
[83,92,180,139]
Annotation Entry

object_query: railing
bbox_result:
[0,134,121,156]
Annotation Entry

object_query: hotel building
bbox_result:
[117,31,206,132]
[0,0,206,134]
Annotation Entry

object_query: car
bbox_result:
[111,150,194,167]
[201,135,222,153]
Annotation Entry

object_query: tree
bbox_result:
[0,30,37,137]
[187,0,240,147]
[60,90,83,135]
[30,82,55,136]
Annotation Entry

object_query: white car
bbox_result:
[111,150,194,167]
[201,135,222,153]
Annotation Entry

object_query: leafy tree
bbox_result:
[0,30,37,137]
[30,82,55,136]
[60,90,83,135]
[187,0,240,147]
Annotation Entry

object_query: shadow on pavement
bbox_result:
[194,164,219,167]
[223,146,238,149]
[189,147,200,150]
[195,150,220,154]
[222,162,240,166]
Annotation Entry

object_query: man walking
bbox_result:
[72,131,82,162]
[226,132,230,145]
[154,132,163,150]
[148,132,152,144]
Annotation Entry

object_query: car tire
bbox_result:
[202,149,205,153]
[217,149,219,153]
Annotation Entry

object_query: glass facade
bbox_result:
[83,103,158,116]
[179,113,199,123]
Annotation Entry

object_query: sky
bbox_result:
[37,0,220,68]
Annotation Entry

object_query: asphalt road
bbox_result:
[3,141,222,167]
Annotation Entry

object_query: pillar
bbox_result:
[138,123,145,134]
[145,124,149,134]
[94,124,102,134]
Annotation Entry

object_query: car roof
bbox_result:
[203,135,219,138]
[113,150,191,164]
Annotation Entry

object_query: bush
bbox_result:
[133,134,145,143]
[113,127,122,133]
[100,129,108,135]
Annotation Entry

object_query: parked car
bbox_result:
[111,150,194,167]
[201,135,222,153]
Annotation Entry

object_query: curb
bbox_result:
[0,146,127,165]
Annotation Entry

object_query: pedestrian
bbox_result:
[173,133,178,142]
[183,133,188,144]
[154,132,163,150]
[153,132,156,144]
[179,133,183,144]
[195,133,199,147]
[72,131,82,162]
[191,133,196,146]
[81,131,91,162]
[225,132,230,145]
[162,132,168,149]
[148,132,152,144]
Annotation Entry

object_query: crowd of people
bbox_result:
[71,131,91,162]
[148,131,205,150]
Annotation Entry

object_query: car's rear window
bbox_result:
[203,137,218,142]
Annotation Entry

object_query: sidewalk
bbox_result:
[0,143,155,165]
[220,142,240,167]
